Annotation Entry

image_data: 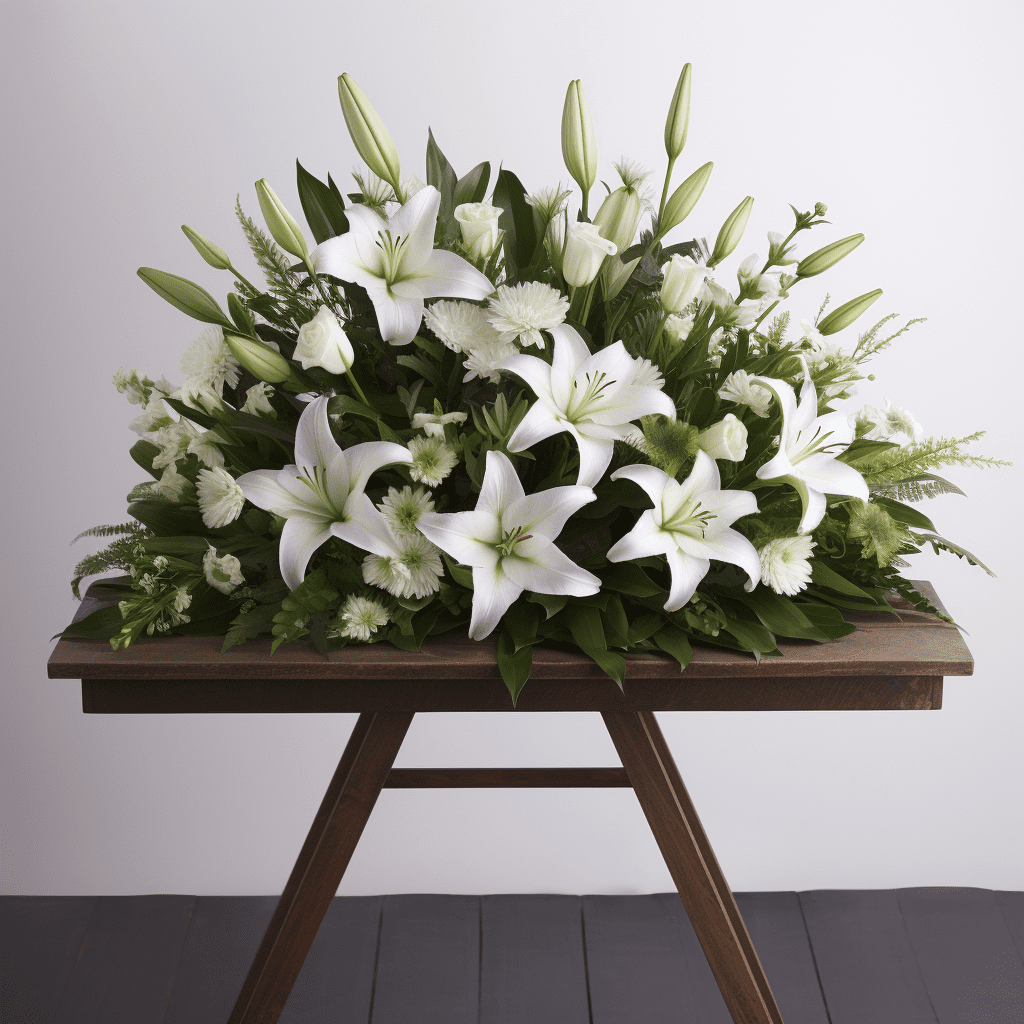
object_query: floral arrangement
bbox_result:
[65,68,1004,700]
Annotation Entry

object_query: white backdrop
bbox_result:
[2,0,1021,896]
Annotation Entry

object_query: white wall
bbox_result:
[2,0,1021,897]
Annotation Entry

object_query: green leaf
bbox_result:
[127,500,205,535]
[454,161,490,207]
[600,562,664,598]
[504,601,540,651]
[913,532,995,576]
[130,440,161,477]
[601,595,630,649]
[580,645,626,689]
[443,554,474,589]
[810,561,875,598]
[296,160,348,244]
[627,613,664,645]
[837,438,900,467]
[565,604,607,651]
[425,128,458,236]
[734,589,832,642]
[497,628,533,705]
[720,613,777,658]
[527,593,567,619]
[222,603,279,652]
[137,268,232,328]
[653,625,693,670]
[872,496,937,533]
[53,604,125,642]
[792,601,857,640]
[491,168,537,276]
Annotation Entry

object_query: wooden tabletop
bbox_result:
[48,581,972,713]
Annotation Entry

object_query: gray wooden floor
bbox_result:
[3,889,1024,1023]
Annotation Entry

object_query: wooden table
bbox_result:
[48,581,973,1024]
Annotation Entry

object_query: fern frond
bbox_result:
[861,433,1009,488]
[72,522,146,545]
[871,473,967,502]
[852,314,926,362]
[913,532,995,576]
[764,310,790,347]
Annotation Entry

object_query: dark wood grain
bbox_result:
[0,895,99,1024]
[54,895,195,1024]
[384,767,632,787]
[226,713,412,1024]
[480,895,590,1024]
[602,712,783,1024]
[370,894,480,1024]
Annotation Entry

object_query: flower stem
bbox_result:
[657,155,677,227]
[347,371,371,407]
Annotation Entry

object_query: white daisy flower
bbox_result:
[408,435,458,486]
[379,485,435,535]
[758,536,816,596]
[336,595,390,642]
[241,382,276,417]
[196,466,246,528]
[203,545,244,595]
[718,370,772,418]
[361,552,412,595]
[177,326,240,404]
[486,282,570,348]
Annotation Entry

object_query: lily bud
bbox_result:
[660,161,713,236]
[697,413,748,462]
[181,226,231,271]
[255,179,308,261]
[562,220,617,287]
[660,254,708,313]
[224,333,293,384]
[454,202,502,260]
[593,186,643,253]
[708,196,754,267]
[561,80,597,199]
[137,268,231,327]
[664,64,692,160]
[797,233,864,278]
[817,288,883,335]
[337,73,402,192]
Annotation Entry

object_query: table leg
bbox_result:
[226,711,414,1024]
[602,710,785,1024]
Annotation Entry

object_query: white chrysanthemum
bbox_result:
[758,536,816,596]
[203,545,244,595]
[379,485,435,534]
[718,370,772,418]
[408,435,458,485]
[113,368,150,405]
[188,429,226,469]
[129,395,173,436]
[525,184,572,220]
[630,357,664,389]
[486,282,570,348]
[196,466,246,528]
[361,533,442,600]
[151,421,198,470]
[336,595,390,642]
[153,464,191,502]
[424,300,499,353]
[178,326,240,403]
[361,552,411,596]
[241,382,275,417]
[463,338,518,384]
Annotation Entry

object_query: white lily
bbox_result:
[608,451,761,611]
[236,396,412,589]
[501,324,676,488]
[310,185,494,346]
[417,450,600,639]
[752,368,869,534]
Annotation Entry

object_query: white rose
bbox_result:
[295,306,354,375]
[660,254,708,313]
[697,413,748,461]
[454,203,502,260]
[562,221,617,287]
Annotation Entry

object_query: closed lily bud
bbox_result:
[660,161,713,236]
[294,306,355,374]
[454,202,502,260]
[137,267,231,327]
[660,254,708,313]
[797,233,864,278]
[224,333,293,384]
[664,64,692,160]
[561,80,598,198]
[181,226,231,271]
[594,186,643,253]
[562,220,617,287]
[817,288,883,335]
[698,413,748,461]
[255,179,308,261]
[338,73,402,192]
[709,196,754,267]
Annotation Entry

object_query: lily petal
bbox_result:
[506,400,565,453]
[386,186,441,269]
[796,453,869,501]
[477,450,526,520]
[664,548,711,612]
[549,324,591,409]
[468,564,523,640]
[676,525,761,588]
[575,432,615,488]
[278,513,334,591]
[373,291,426,346]
[607,509,672,561]
[412,248,495,300]
[500,353,557,406]
[504,484,596,540]
[237,467,322,519]
[294,397,344,479]
[503,538,601,596]
[330,497,402,558]
[343,441,413,503]
[610,463,671,506]
[417,510,501,568]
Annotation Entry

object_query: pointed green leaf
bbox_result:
[654,625,693,670]
[492,168,537,276]
[296,160,349,244]
[498,627,533,705]
[454,161,490,207]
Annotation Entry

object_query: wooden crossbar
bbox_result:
[383,768,632,788]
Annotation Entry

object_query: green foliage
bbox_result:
[859,433,1009,490]
[71,523,148,599]
[271,569,339,654]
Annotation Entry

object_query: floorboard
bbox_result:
[54,894,195,1024]
[0,895,99,1024]
[897,887,1024,1023]
[799,889,937,1024]
[479,894,589,1024]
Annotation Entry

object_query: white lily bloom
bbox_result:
[411,410,467,437]
[486,282,570,348]
[501,324,676,488]
[608,452,761,611]
[236,396,412,589]
[311,185,494,346]
[418,450,600,639]
[752,368,869,534]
